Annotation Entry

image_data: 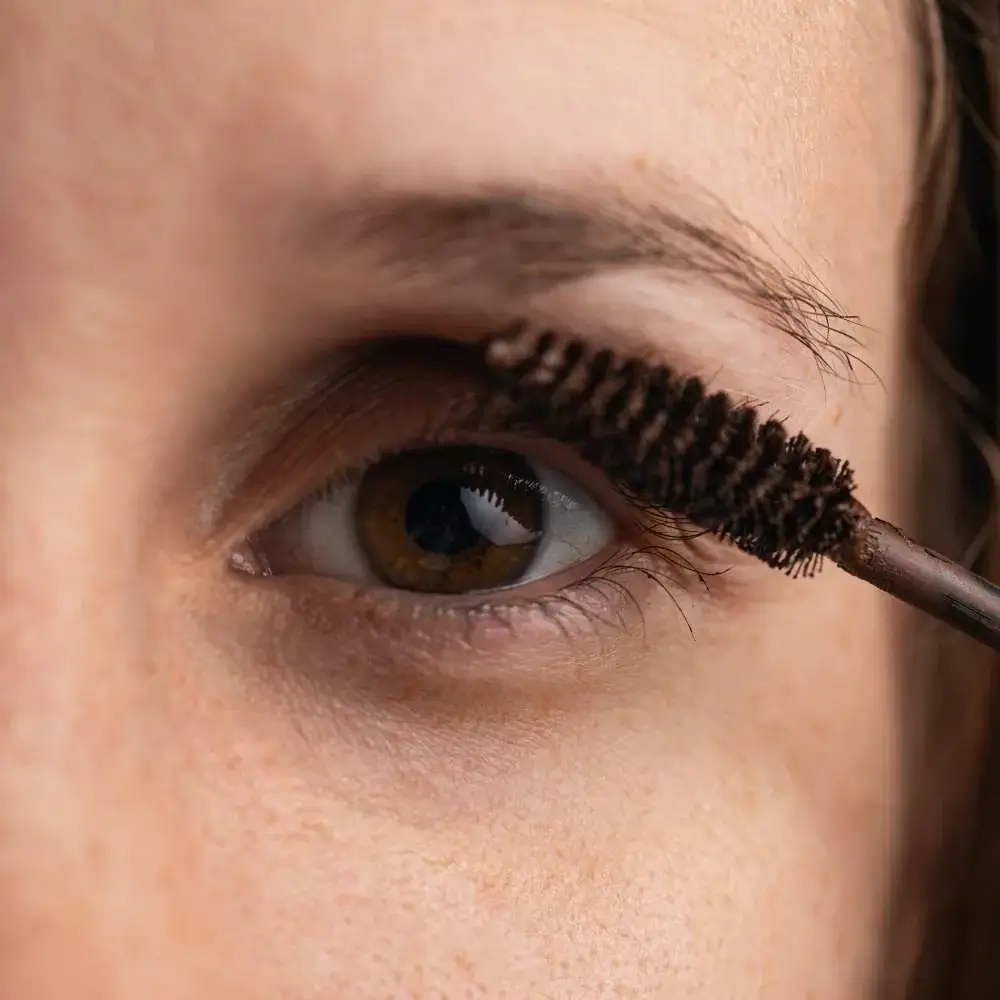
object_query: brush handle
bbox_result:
[834,515,1000,651]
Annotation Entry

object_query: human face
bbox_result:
[0,1,918,998]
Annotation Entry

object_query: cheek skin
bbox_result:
[0,1,915,999]
[142,593,893,999]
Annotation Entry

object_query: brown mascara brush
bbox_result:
[481,323,1000,652]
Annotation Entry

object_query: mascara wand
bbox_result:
[482,324,1000,653]
[834,509,1000,651]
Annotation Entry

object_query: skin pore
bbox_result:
[0,1,922,998]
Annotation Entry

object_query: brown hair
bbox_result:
[889,1,1000,996]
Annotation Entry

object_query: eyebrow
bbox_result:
[299,185,863,374]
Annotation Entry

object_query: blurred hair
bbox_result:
[889,1,1000,996]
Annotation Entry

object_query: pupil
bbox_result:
[404,480,482,555]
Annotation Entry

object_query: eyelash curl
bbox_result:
[481,321,860,579]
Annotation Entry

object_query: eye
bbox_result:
[243,444,615,595]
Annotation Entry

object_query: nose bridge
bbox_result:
[0,374,159,996]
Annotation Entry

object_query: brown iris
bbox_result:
[355,446,546,594]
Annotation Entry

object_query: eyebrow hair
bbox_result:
[301,185,864,376]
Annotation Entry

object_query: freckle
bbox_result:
[454,951,475,975]
[631,153,651,176]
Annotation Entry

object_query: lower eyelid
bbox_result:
[224,555,662,695]
[228,529,730,690]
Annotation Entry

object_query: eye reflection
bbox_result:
[245,445,615,595]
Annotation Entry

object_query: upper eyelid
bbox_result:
[200,335,787,556]
[200,251,872,560]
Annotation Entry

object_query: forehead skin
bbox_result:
[0,2,918,1000]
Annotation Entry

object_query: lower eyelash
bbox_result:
[562,515,728,640]
[521,548,691,645]
[384,515,728,651]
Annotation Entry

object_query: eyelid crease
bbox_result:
[202,340,492,557]
[295,183,870,383]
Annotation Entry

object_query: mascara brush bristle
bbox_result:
[483,323,861,576]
